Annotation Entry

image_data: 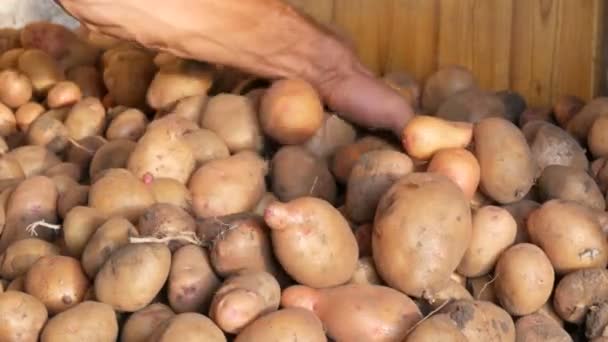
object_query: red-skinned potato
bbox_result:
[282,284,422,342]
[553,268,608,324]
[260,78,324,145]
[0,238,60,280]
[264,197,358,288]
[427,147,480,200]
[440,299,516,342]
[406,313,467,342]
[234,308,326,342]
[402,115,473,160]
[422,65,478,114]
[0,69,32,108]
[148,313,226,342]
[0,291,48,342]
[121,303,175,342]
[40,301,118,342]
[373,172,472,297]
[331,135,398,183]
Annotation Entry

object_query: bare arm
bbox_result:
[57,0,414,136]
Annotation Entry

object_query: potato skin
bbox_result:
[527,199,608,274]
[373,172,472,297]
[148,313,226,342]
[138,203,196,251]
[105,108,148,141]
[121,303,175,342]
[18,49,64,95]
[303,113,356,161]
[146,60,213,110]
[405,313,467,342]
[427,147,480,200]
[566,97,608,142]
[475,117,536,204]
[46,81,82,109]
[436,89,506,123]
[0,102,17,137]
[537,165,605,210]
[331,136,398,183]
[149,177,192,211]
[95,243,171,312]
[440,299,516,342]
[0,238,60,280]
[40,301,118,342]
[525,122,589,173]
[553,268,608,324]
[515,313,571,342]
[183,129,230,166]
[235,308,326,342]
[89,139,136,180]
[65,97,107,140]
[0,69,32,108]
[402,115,473,160]
[62,206,106,258]
[422,65,477,113]
[0,291,48,342]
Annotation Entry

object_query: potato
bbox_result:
[354,223,373,257]
[538,165,605,210]
[0,28,20,54]
[349,256,382,285]
[502,199,540,243]
[567,97,608,142]
[121,303,176,342]
[103,47,156,108]
[536,300,564,328]
[148,313,226,342]
[145,113,199,135]
[7,275,25,292]
[26,113,69,152]
[345,150,413,223]
[40,301,118,342]
[302,114,355,161]
[235,308,326,342]
[515,313,571,342]
[406,313,467,342]
[553,95,584,128]
[383,71,421,108]
[89,139,136,180]
[265,197,358,288]
[589,115,608,159]
[468,274,498,303]
[528,200,608,274]
[15,102,44,132]
[67,135,107,174]
[168,245,220,313]
[62,206,105,257]
[519,107,553,127]
[58,184,89,218]
[89,168,155,222]
[586,301,608,340]
[427,147,480,200]
[46,81,82,109]
[50,174,79,197]
[0,176,58,252]
[138,203,196,250]
[0,154,25,180]
[437,89,506,123]
[95,243,171,312]
[494,243,554,315]
[105,108,148,141]
[200,94,264,153]
[475,117,536,203]
[0,238,60,280]
[271,145,337,204]
[44,162,82,182]
[24,255,89,314]
[167,94,208,122]
[440,299,515,342]
[253,192,278,217]
[66,65,105,98]
[0,102,17,137]
[189,151,267,218]
[81,217,138,278]
[425,278,473,309]
[260,78,324,145]
[402,115,473,160]
[64,97,106,140]
[147,61,213,110]
[553,268,608,324]
[282,284,421,341]
[422,65,477,113]
[525,121,588,172]
[183,129,230,166]
[331,135,398,183]
[149,177,192,211]
[373,173,472,297]
[0,69,32,109]
[457,206,517,277]
[18,49,64,95]
[495,90,527,124]
[0,185,13,236]
[0,291,47,342]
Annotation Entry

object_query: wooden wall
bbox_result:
[287,0,606,107]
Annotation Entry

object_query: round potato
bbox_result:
[40,301,118,342]
[0,154,25,180]
[148,313,226,342]
[105,108,148,141]
[62,206,106,257]
[515,313,571,342]
[566,97,608,142]
[17,49,64,95]
[46,81,82,109]
[0,102,17,137]
[422,65,477,113]
[89,139,136,180]
[138,203,196,251]
[64,97,106,140]
[168,94,208,122]
[26,113,69,153]
[121,303,175,342]
[440,299,516,342]
[525,121,589,173]
[436,89,506,123]
[0,238,60,280]
[235,308,326,342]
[0,291,48,342]
[15,101,45,132]
[103,46,156,108]
[0,69,32,108]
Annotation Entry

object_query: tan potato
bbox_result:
[331,135,398,183]
[349,256,382,285]
[515,313,571,342]
[0,185,14,237]
[538,165,605,210]
[66,65,105,98]
[437,89,506,123]
[427,148,480,200]
[566,97,608,142]
[252,192,278,217]
[46,81,82,109]
[15,102,44,132]
[282,284,421,341]
[105,108,148,141]
[44,162,82,181]
[494,243,555,316]
[81,217,138,278]
[149,177,192,211]
[7,275,24,291]
[373,173,472,297]
[271,145,337,204]
[168,245,220,313]
[26,113,69,153]
[148,313,226,342]
[182,129,230,167]
[103,47,156,108]
[200,94,264,153]
[189,151,267,218]
[553,95,584,128]
[0,102,17,137]
[40,301,118,342]
[50,175,79,198]
[89,168,155,223]
[0,176,58,252]
[525,121,589,173]
[0,49,24,71]
[586,301,608,340]
[536,300,564,328]
[24,255,89,314]
[589,115,608,158]
[457,206,517,277]
[147,60,213,110]
[402,115,473,160]
[66,135,107,174]
[260,78,324,145]
[475,117,536,204]
[137,203,196,251]
[405,313,467,342]
[345,150,413,223]
[0,238,60,280]
[95,243,171,312]
[64,97,106,140]
[17,49,64,95]
[58,184,89,219]
[234,308,326,342]
[121,303,176,342]
[167,94,208,122]
[303,113,356,161]
[553,268,608,324]
[528,199,608,274]
[265,197,358,288]
[62,206,105,258]
[502,199,540,244]
[0,69,32,109]
[145,113,198,135]
[422,65,478,113]
[0,291,48,342]
[0,154,25,180]
[440,299,516,342]
[89,139,136,180]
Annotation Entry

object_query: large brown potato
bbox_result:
[121,303,175,342]
[15,101,45,132]
[422,65,478,113]
[62,206,106,257]
[234,308,327,342]
[589,115,608,158]
[26,112,70,153]
[0,238,60,280]
[373,172,472,297]
[40,301,118,342]
[525,121,589,173]
[436,89,506,123]
[148,313,226,342]
[0,291,48,342]
[537,164,605,210]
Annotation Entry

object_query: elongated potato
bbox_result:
[46,81,82,109]
[64,97,106,140]
[62,206,106,257]
[234,308,326,342]
[0,238,60,280]
[147,60,213,110]
[553,268,608,324]
[40,301,118,342]
[168,94,208,122]
[331,135,398,183]
[373,173,472,297]
[440,299,516,342]
[0,291,48,342]
[121,303,175,342]
[105,108,148,141]
[66,135,107,174]
[402,115,473,160]
[538,165,605,210]
[17,49,64,95]
[525,122,589,172]
[475,117,536,204]
[137,203,196,251]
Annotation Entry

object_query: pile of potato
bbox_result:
[0,21,608,342]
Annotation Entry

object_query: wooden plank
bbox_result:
[510,0,560,107]
[437,0,513,91]
[602,0,608,96]
[384,0,439,82]
[551,0,604,102]
[285,0,335,24]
